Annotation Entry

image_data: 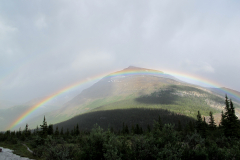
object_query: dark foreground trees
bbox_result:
[1,96,240,160]
[220,96,240,137]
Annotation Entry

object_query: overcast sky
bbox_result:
[0,0,240,104]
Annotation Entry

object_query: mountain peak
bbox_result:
[125,66,142,69]
[123,66,163,73]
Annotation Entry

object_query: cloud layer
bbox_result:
[0,0,240,103]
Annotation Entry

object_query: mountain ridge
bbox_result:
[7,66,240,131]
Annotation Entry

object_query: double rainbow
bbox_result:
[7,68,240,130]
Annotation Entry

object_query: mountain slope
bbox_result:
[21,66,240,131]
[209,87,240,104]
[0,97,62,131]
[25,67,188,127]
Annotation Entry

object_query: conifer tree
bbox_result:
[140,127,143,134]
[225,95,231,114]
[73,126,76,136]
[48,124,54,135]
[220,110,226,128]
[66,128,69,136]
[19,127,22,136]
[11,131,16,137]
[221,96,240,137]
[196,111,207,138]
[147,124,151,132]
[125,125,129,134]
[202,117,207,138]
[158,115,163,131]
[209,111,216,130]
[33,129,36,135]
[60,127,64,135]
[122,122,125,134]
[189,121,194,132]
[196,111,203,133]
[227,99,239,137]
[76,124,80,135]
[110,127,114,133]
[131,125,135,134]
[135,124,140,134]
[55,126,59,136]
[25,124,29,137]
[36,125,39,135]
[40,116,48,138]
[177,120,182,131]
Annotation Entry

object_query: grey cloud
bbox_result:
[0,0,240,103]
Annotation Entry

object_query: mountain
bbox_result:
[24,66,190,127]
[0,97,63,131]
[208,87,240,104]
[19,66,240,131]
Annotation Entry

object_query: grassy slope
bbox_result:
[30,85,228,131]
[54,85,226,131]
[27,95,137,129]
[92,85,223,118]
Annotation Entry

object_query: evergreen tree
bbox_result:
[225,95,231,114]
[196,111,203,133]
[135,124,140,134]
[189,121,194,132]
[158,115,163,131]
[220,110,226,128]
[221,96,240,137]
[66,128,69,136]
[140,126,143,134]
[110,127,114,133]
[36,125,39,135]
[19,127,22,136]
[227,99,239,137]
[76,124,80,135]
[33,129,36,135]
[73,126,76,136]
[60,127,64,135]
[196,111,207,138]
[125,125,129,134]
[40,116,48,138]
[11,131,16,137]
[25,124,29,137]
[55,126,59,136]
[131,125,135,134]
[122,122,125,134]
[48,124,54,135]
[177,120,182,131]
[147,124,151,132]
[202,117,207,138]
[209,111,216,130]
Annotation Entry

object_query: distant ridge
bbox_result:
[209,87,240,104]
[11,66,240,131]
[108,66,182,82]
[121,66,163,73]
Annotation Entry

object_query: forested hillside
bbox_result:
[1,96,240,160]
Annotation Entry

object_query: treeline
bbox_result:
[1,96,240,159]
[53,108,196,132]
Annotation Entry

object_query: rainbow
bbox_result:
[7,67,240,130]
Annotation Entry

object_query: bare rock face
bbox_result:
[0,147,32,160]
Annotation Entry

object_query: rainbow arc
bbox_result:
[7,68,240,130]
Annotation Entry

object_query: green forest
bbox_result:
[1,96,240,159]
